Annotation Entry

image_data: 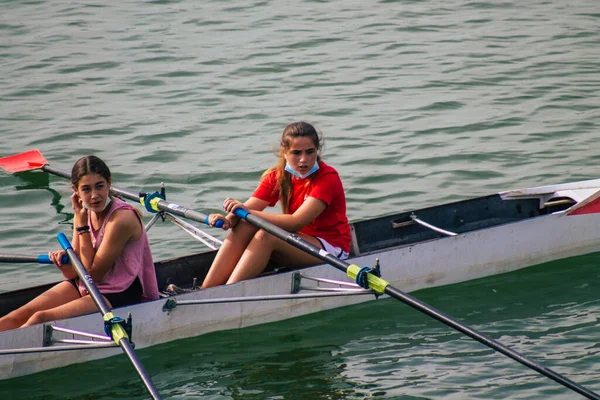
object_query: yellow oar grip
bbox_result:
[347,264,389,294]
[103,312,129,345]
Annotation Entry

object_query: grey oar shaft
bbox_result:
[0,253,68,264]
[119,339,161,398]
[0,255,39,263]
[59,236,162,400]
[63,246,110,315]
[245,213,344,266]
[239,211,600,400]
[42,165,211,225]
[42,165,71,180]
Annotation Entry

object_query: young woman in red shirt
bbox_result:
[202,121,351,288]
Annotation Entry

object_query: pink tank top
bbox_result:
[78,197,159,302]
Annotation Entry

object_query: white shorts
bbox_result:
[316,237,349,260]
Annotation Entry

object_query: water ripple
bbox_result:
[2,0,600,397]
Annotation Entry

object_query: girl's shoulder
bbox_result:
[317,161,338,173]
[258,167,278,185]
[315,161,340,179]
[106,200,141,226]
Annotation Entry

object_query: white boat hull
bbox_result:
[2,203,599,380]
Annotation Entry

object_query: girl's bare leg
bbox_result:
[201,220,259,288]
[0,281,80,332]
[21,294,102,327]
[227,231,323,284]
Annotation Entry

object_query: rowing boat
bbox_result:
[2,176,600,383]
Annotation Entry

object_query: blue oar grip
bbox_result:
[204,216,224,228]
[233,208,249,219]
[57,232,72,251]
[37,254,70,264]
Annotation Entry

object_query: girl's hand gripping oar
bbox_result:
[231,208,600,400]
[0,254,69,264]
[56,233,162,400]
[0,150,222,228]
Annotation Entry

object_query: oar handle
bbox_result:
[207,216,224,228]
[0,254,69,264]
[37,254,70,264]
[233,208,249,219]
[57,232,73,252]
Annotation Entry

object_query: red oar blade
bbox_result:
[0,150,48,173]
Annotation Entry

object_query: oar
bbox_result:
[0,254,69,264]
[231,208,600,400]
[56,232,162,400]
[0,150,222,227]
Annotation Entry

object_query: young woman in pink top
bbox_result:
[0,156,158,332]
[202,121,351,288]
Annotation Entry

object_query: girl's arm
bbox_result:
[225,196,326,232]
[247,197,325,231]
[48,223,83,280]
[49,250,78,279]
[49,192,88,279]
[209,197,270,229]
[79,209,139,282]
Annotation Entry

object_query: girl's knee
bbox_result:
[247,230,277,252]
[24,310,49,327]
[253,229,275,243]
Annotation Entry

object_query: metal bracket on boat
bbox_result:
[145,212,165,231]
[40,315,133,349]
[119,313,133,341]
[161,272,381,312]
[42,324,116,347]
[141,183,223,250]
[392,213,457,237]
[353,260,382,295]
[141,184,167,230]
[290,267,380,299]
[163,297,178,312]
[163,213,223,250]
[0,324,121,356]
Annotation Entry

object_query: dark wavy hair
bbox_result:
[71,155,112,187]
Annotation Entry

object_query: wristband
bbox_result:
[76,225,90,233]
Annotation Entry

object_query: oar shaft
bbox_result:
[56,233,162,400]
[241,210,350,274]
[233,209,600,400]
[42,165,214,226]
[0,254,69,264]
[119,339,161,397]
[58,233,111,315]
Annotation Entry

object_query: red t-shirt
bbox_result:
[252,161,351,253]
